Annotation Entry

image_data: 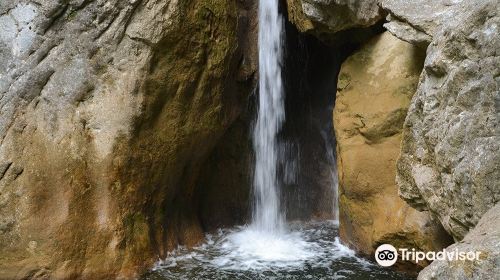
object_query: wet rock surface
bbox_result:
[0,0,257,279]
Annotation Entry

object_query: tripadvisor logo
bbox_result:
[375,244,398,267]
[374,244,482,267]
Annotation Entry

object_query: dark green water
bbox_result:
[141,221,413,280]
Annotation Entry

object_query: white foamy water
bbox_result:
[152,222,359,272]
[146,222,410,280]
[211,228,318,269]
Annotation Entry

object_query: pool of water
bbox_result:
[141,221,413,280]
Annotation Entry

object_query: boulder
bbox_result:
[334,31,452,267]
[286,0,384,35]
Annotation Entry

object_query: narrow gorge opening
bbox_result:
[280,14,346,222]
[143,3,411,279]
[197,0,385,231]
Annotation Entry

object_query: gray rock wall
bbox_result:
[418,203,500,280]
[0,0,257,279]
[391,0,500,241]
[286,0,383,35]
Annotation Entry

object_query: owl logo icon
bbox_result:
[375,244,398,266]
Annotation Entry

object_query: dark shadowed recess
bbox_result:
[197,3,386,230]
[279,6,386,221]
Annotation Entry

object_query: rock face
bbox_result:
[390,0,500,241]
[379,0,459,48]
[334,32,452,266]
[286,0,384,35]
[0,0,256,279]
[418,203,500,280]
[286,0,499,276]
[286,0,315,33]
[198,114,253,231]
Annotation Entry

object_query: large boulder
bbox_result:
[393,0,500,240]
[334,31,452,266]
[0,0,256,279]
[418,203,500,280]
[286,0,384,35]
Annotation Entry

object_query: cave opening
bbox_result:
[143,3,416,278]
[197,8,386,230]
[278,16,346,221]
[275,9,386,222]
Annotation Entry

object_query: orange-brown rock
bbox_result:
[333,32,452,269]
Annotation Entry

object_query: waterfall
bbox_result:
[251,0,285,233]
[321,129,340,221]
[201,0,327,266]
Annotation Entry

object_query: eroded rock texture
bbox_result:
[418,203,500,280]
[379,0,459,48]
[286,0,383,35]
[334,32,452,267]
[286,0,499,276]
[0,0,256,279]
[391,0,500,241]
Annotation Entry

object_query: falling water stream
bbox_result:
[321,129,340,220]
[141,1,411,279]
[252,0,286,235]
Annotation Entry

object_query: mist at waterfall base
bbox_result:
[193,0,319,270]
[142,1,411,279]
[143,221,410,280]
